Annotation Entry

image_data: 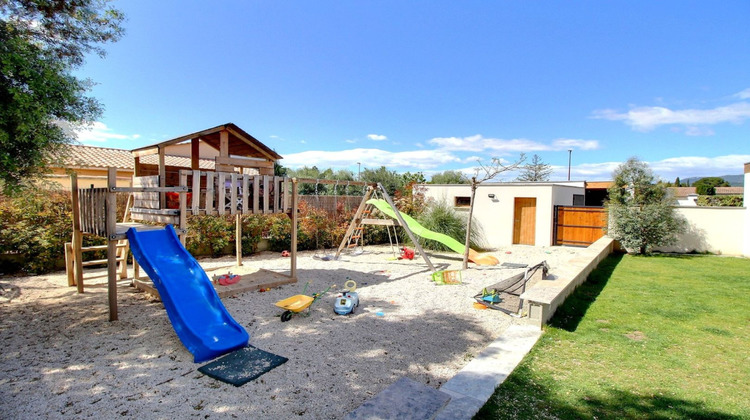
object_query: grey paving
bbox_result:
[345,376,451,420]
[435,324,542,419]
[345,324,542,420]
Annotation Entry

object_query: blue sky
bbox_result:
[74,1,750,181]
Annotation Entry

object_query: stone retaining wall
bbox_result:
[521,236,615,327]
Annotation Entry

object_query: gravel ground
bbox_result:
[0,244,579,419]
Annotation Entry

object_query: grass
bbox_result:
[475,253,750,420]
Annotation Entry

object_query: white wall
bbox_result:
[744,165,750,257]
[654,207,746,255]
[421,182,584,249]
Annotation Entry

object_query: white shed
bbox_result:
[420,181,586,248]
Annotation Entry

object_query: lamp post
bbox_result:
[567,149,572,181]
[357,162,361,181]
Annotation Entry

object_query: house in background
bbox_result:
[421,181,587,248]
[669,186,744,206]
[48,144,214,190]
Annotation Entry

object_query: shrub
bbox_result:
[185,215,234,257]
[240,214,268,255]
[697,195,743,207]
[0,188,105,273]
[415,200,485,252]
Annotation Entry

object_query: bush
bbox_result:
[415,200,485,252]
[0,188,106,274]
[240,214,268,255]
[697,195,743,207]
[185,215,234,257]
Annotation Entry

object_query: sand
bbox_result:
[0,244,580,419]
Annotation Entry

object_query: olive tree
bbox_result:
[606,157,686,254]
[0,0,124,194]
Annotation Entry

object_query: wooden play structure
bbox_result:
[67,123,375,321]
[336,183,436,271]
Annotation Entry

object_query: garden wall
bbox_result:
[654,207,746,255]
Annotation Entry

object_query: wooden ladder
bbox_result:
[336,187,376,257]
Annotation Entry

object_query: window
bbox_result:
[454,196,471,207]
[573,194,585,206]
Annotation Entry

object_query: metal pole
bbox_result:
[357,162,361,181]
[567,149,572,181]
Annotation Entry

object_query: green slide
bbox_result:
[367,199,498,265]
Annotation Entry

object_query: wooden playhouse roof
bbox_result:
[130,123,282,161]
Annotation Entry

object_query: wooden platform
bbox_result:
[133,268,296,299]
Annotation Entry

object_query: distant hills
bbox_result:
[681,174,744,187]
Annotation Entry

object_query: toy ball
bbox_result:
[281,250,290,257]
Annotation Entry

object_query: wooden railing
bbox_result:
[179,170,291,216]
[78,187,108,236]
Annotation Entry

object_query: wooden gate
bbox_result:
[553,206,607,246]
[513,197,537,245]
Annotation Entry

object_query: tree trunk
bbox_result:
[462,177,477,269]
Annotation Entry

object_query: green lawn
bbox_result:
[475,253,750,420]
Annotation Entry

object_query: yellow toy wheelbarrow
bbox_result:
[275,282,334,322]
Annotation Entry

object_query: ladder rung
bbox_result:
[347,244,359,248]
[355,227,364,230]
[351,235,361,240]
[81,257,125,267]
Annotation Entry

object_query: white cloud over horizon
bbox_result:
[280,148,462,170]
[592,101,750,132]
[734,88,750,99]
[367,134,387,141]
[428,135,600,153]
[72,121,141,143]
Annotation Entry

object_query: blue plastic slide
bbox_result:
[126,225,249,362]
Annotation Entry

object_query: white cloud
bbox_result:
[683,126,715,136]
[345,139,356,144]
[551,138,599,151]
[554,154,750,182]
[367,134,388,141]
[592,102,750,131]
[428,135,599,153]
[734,88,750,99]
[73,122,140,143]
[280,148,461,171]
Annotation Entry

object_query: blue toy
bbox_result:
[334,279,359,315]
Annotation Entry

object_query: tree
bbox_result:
[360,166,402,196]
[674,177,681,187]
[462,154,526,268]
[516,154,552,182]
[606,157,686,254]
[430,170,469,184]
[693,177,729,196]
[0,0,125,194]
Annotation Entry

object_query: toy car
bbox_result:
[334,291,359,315]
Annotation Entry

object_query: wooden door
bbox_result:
[513,197,536,245]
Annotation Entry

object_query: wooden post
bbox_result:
[191,138,200,170]
[179,170,188,245]
[71,173,85,292]
[158,146,166,208]
[64,242,74,286]
[107,167,118,321]
[290,178,298,280]
[236,213,242,267]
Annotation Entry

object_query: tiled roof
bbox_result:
[669,187,696,198]
[55,144,214,170]
[669,186,743,197]
[715,187,744,195]
[585,181,612,189]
